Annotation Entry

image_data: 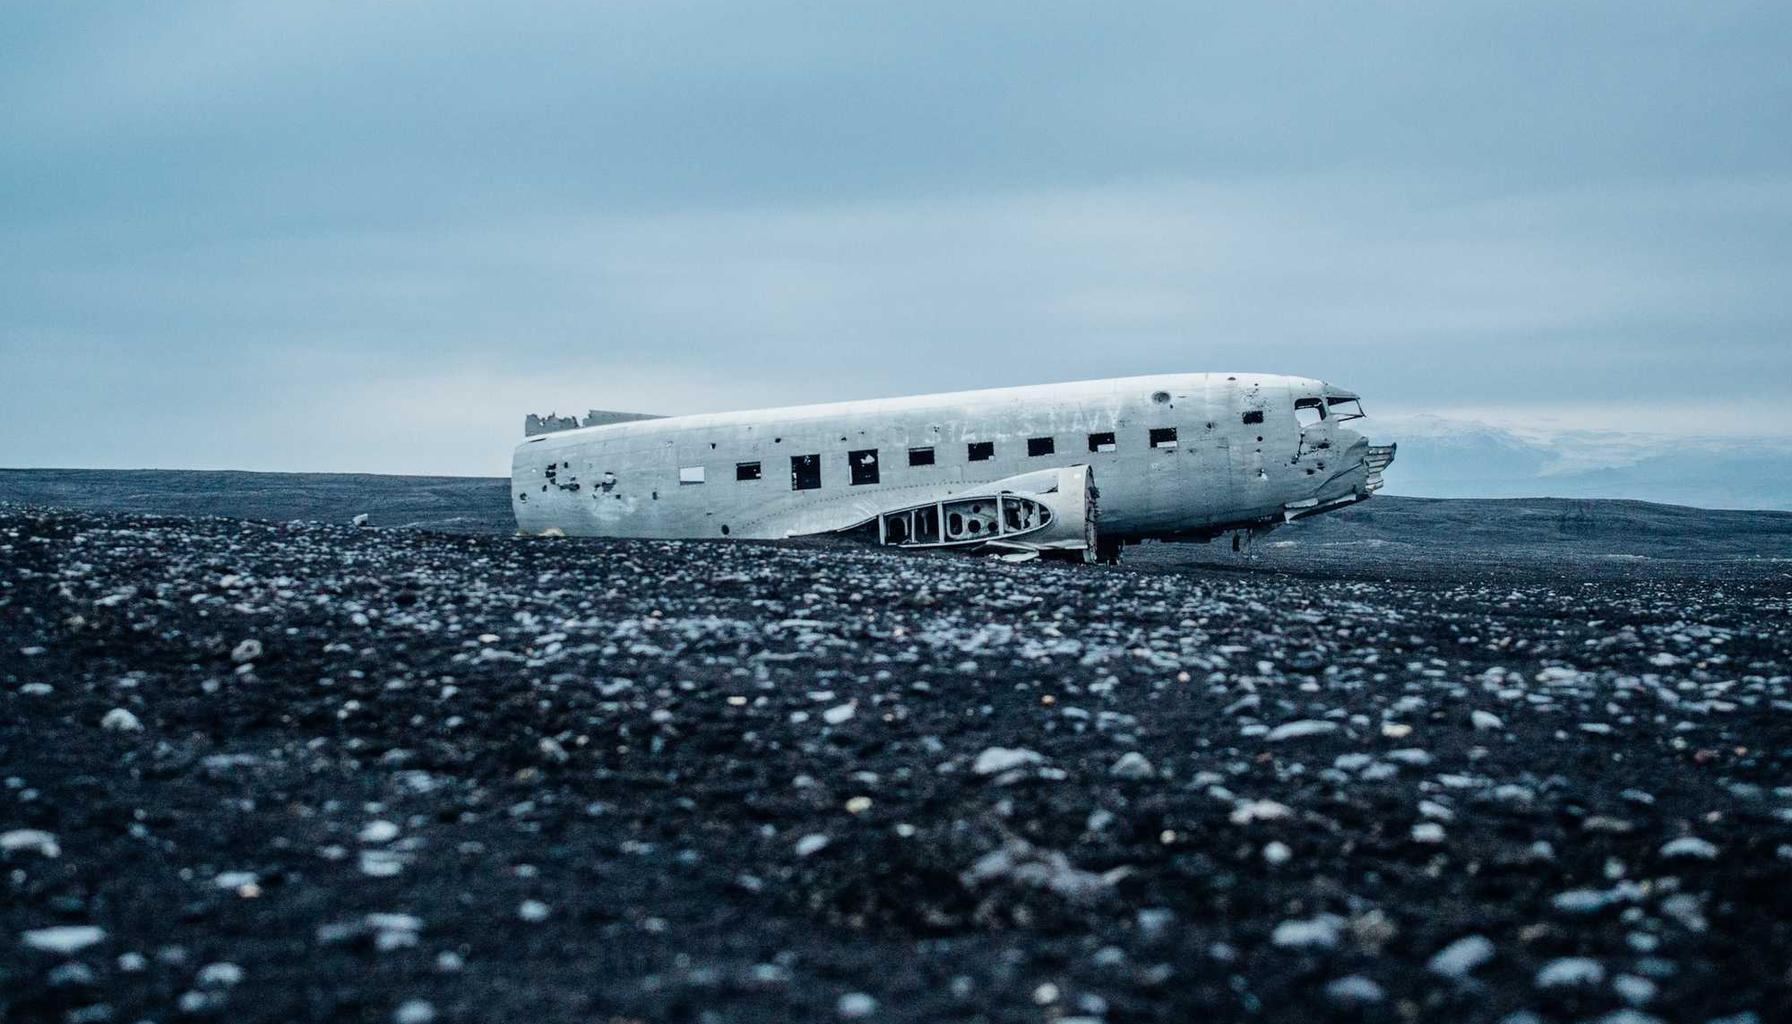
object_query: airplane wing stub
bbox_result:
[1364,443,1397,492]
[831,465,1099,562]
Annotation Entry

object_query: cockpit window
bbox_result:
[1294,397,1326,428]
[1326,397,1366,421]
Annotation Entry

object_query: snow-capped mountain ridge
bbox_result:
[1372,415,1792,509]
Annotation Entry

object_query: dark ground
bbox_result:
[0,470,514,535]
[2,472,1790,1024]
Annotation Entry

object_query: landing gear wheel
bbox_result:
[1095,537,1124,565]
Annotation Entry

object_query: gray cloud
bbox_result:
[3,3,1790,494]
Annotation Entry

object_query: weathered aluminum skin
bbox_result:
[511,372,1389,545]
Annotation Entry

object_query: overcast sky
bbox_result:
[3,2,1789,477]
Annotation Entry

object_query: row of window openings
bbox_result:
[679,429,1184,489]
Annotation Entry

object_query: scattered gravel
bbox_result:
[2,504,1788,1023]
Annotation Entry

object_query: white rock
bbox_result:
[197,962,244,987]
[1427,934,1495,978]
[1659,836,1718,860]
[359,820,401,844]
[1551,888,1612,914]
[1659,893,1707,932]
[1109,751,1154,779]
[100,708,142,732]
[1419,800,1454,822]
[972,747,1043,776]
[1535,956,1604,988]
[961,839,1116,903]
[822,702,856,725]
[1470,710,1504,731]
[359,849,404,877]
[1324,975,1385,1004]
[363,912,422,951]
[1229,800,1293,825]
[0,829,60,857]
[231,639,263,663]
[22,925,105,954]
[1265,720,1338,742]
[1411,822,1446,843]
[794,833,831,857]
[48,962,96,986]
[517,899,550,922]
[394,999,437,1024]
[1613,973,1657,1005]
[366,912,423,934]
[1135,908,1174,939]
[837,992,878,1018]
[1271,915,1341,950]
[1262,841,1292,866]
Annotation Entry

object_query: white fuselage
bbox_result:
[511,372,1387,543]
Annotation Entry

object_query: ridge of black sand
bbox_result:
[0,469,512,534]
[2,505,1788,1023]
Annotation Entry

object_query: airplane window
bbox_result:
[1294,397,1326,428]
[849,448,880,485]
[1087,431,1116,453]
[1242,410,1264,425]
[1327,398,1366,421]
[679,466,705,485]
[1149,427,1178,449]
[1027,437,1055,457]
[908,446,935,467]
[790,454,821,490]
[736,461,761,481]
[967,441,994,462]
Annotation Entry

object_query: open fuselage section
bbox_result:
[511,372,1389,546]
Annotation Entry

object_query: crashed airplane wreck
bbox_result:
[513,373,1395,562]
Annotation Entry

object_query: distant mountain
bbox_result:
[1374,415,1792,510]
